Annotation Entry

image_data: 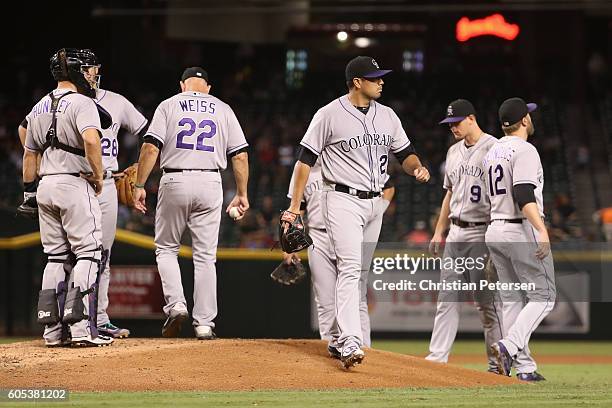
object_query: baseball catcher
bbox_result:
[115,163,138,207]
[278,210,313,253]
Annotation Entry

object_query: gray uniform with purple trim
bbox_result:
[94,88,148,327]
[426,134,503,369]
[24,89,103,341]
[483,136,556,374]
[288,162,386,347]
[299,94,410,350]
[146,91,248,328]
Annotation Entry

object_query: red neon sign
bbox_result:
[456,14,520,42]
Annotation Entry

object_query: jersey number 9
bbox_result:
[176,118,216,152]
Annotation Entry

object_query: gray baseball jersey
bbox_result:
[93,89,146,333]
[484,137,554,374]
[300,94,411,192]
[444,134,496,222]
[287,161,373,346]
[287,162,325,230]
[95,89,148,172]
[483,136,545,219]
[147,90,247,330]
[427,133,503,368]
[25,88,105,343]
[147,91,248,170]
[24,89,101,175]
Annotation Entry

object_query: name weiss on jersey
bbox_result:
[340,132,392,153]
[179,99,216,114]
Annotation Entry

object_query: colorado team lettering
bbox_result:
[448,164,485,182]
[340,133,391,153]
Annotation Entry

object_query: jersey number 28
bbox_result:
[176,118,216,152]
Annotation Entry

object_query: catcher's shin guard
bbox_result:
[37,289,60,325]
[39,252,75,340]
[63,247,107,338]
[87,248,108,337]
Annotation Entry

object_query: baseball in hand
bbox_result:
[229,207,241,219]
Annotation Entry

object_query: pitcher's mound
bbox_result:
[0,339,517,391]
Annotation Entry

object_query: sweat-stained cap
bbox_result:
[181,67,209,82]
[499,97,537,127]
[345,56,392,81]
[439,99,476,124]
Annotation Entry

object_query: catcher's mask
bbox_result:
[50,48,98,97]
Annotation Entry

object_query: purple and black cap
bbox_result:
[181,67,209,82]
[499,97,537,127]
[345,56,392,81]
[439,99,476,124]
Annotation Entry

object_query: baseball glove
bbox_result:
[271,258,307,286]
[278,210,313,253]
[115,163,138,207]
[16,193,38,219]
[484,256,499,282]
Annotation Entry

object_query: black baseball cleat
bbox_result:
[327,345,341,360]
[517,372,546,382]
[161,304,189,338]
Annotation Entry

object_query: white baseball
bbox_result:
[229,207,241,219]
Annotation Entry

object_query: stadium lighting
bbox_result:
[336,31,348,42]
[354,37,371,48]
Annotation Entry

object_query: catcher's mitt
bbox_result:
[271,258,307,286]
[278,210,313,253]
[115,163,138,207]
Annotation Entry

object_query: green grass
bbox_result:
[374,339,612,356]
[0,337,32,344]
[1,340,611,407]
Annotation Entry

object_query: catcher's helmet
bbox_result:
[49,48,98,97]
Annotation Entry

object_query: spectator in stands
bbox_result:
[593,206,612,241]
[576,144,590,170]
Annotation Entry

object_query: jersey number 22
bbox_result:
[176,118,216,152]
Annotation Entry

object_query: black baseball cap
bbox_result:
[345,56,392,81]
[439,99,476,124]
[499,97,537,127]
[181,67,209,82]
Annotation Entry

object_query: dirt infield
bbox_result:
[0,339,518,391]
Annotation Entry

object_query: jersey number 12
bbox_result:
[488,164,507,196]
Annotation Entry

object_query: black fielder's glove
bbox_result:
[271,258,307,286]
[16,192,38,219]
[278,210,313,253]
